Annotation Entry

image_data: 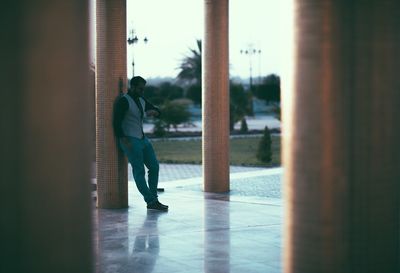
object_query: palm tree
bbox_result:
[177,40,202,85]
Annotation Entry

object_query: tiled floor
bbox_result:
[94,167,284,273]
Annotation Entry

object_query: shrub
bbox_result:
[257,126,272,163]
[230,82,250,131]
[160,100,191,131]
[240,118,248,133]
[153,120,167,137]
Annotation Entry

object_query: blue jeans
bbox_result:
[119,137,159,204]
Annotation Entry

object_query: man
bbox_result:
[113,76,168,211]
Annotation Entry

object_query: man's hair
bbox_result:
[130,76,146,87]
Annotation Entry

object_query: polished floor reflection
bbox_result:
[94,170,283,273]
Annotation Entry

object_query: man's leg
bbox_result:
[143,138,168,210]
[119,137,157,204]
[143,138,159,198]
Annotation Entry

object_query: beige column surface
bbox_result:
[96,0,128,208]
[283,1,400,273]
[0,1,93,272]
[202,0,230,192]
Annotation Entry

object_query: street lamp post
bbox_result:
[240,45,261,116]
[240,45,261,92]
[127,28,148,78]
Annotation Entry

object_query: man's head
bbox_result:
[129,76,147,97]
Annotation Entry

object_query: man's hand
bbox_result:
[146,110,159,117]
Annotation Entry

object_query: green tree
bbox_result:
[177,40,202,86]
[144,82,184,105]
[159,82,184,101]
[186,84,202,105]
[177,40,203,105]
[255,74,281,104]
[144,85,162,104]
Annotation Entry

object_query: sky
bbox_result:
[91,0,292,80]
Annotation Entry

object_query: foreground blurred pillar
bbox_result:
[284,1,400,272]
[0,1,92,272]
[96,0,128,208]
[202,0,230,192]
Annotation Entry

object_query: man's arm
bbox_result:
[143,97,161,117]
[113,96,129,137]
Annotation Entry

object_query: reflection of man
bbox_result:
[131,211,162,273]
[113,76,168,211]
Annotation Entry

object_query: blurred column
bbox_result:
[0,1,92,272]
[283,1,400,273]
[96,0,128,208]
[203,0,230,192]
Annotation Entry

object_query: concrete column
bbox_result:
[96,0,128,208]
[283,1,400,272]
[0,1,92,272]
[202,0,230,192]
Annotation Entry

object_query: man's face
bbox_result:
[133,82,145,96]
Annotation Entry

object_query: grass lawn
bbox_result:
[151,136,281,167]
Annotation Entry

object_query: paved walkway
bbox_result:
[131,164,266,182]
[95,164,284,273]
